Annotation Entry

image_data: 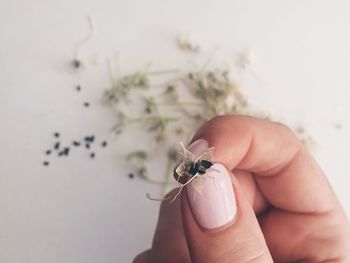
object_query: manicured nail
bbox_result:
[187,163,237,229]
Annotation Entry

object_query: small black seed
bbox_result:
[43,161,49,166]
[72,59,81,68]
[54,132,60,138]
[85,143,90,149]
[45,150,52,155]
[83,102,90,107]
[128,173,134,179]
[58,151,64,157]
[63,147,70,156]
[90,152,95,158]
[76,85,81,92]
[145,106,152,114]
[73,141,81,146]
[84,135,95,143]
[167,85,175,92]
[54,142,60,150]
[101,141,107,147]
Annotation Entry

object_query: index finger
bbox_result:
[192,115,338,214]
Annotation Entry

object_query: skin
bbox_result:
[134,115,350,263]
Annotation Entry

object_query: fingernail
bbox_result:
[187,163,237,229]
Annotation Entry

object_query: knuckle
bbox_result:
[214,236,271,263]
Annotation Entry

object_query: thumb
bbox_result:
[181,163,273,263]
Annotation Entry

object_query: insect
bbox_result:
[147,142,216,203]
[173,142,214,184]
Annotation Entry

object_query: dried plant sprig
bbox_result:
[103,51,314,194]
[104,71,150,102]
[183,70,248,117]
[178,35,200,53]
[104,65,178,103]
[65,21,316,200]
[104,65,251,189]
[71,16,95,69]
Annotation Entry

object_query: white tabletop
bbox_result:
[1,1,350,262]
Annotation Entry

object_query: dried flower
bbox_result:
[126,151,148,160]
[239,49,253,70]
[178,35,200,53]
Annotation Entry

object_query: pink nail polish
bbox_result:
[187,163,237,229]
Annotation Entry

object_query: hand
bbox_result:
[134,116,350,262]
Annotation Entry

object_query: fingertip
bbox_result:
[180,167,273,263]
[133,250,150,263]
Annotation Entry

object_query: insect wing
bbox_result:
[178,141,195,161]
[194,146,215,163]
[190,174,206,195]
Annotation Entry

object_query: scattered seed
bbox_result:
[76,85,81,92]
[85,143,90,149]
[83,102,90,107]
[128,173,134,179]
[63,147,70,156]
[84,135,95,143]
[45,150,52,155]
[90,152,95,158]
[72,141,81,146]
[43,161,49,166]
[145,106,152,114]
[58,147,70,157]
[54,132,60,138]
[72,59,81,69]
[101,141,107,147]
[54,142,60,150]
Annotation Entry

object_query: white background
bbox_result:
[1,1,350,262]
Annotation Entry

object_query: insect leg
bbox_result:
[169,174,199,203]
[146,193,173,201]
